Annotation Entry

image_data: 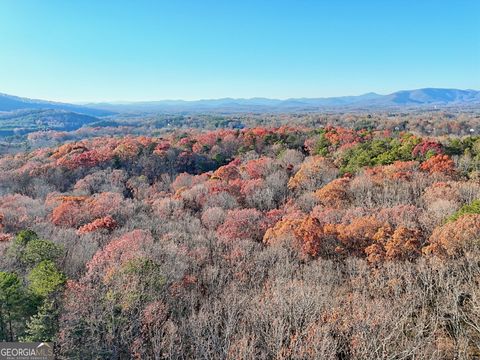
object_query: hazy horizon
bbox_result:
[73,86,480,104]
[2,87,479,106]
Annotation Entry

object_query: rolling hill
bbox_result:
[0,109,100,137]
[0,93,114,117]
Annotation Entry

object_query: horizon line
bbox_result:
[2,87,479,105]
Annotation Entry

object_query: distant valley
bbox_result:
[0,88,479,138]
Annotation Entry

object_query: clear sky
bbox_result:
[0,0,479,102]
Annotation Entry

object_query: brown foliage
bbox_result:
[424,214,480,257]
[77,216,118,235]
[420,154,456,176]
[287,156,338,192]
[315,177,351,208]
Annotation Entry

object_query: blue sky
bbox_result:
[0,0,479,102]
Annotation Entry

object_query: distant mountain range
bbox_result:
[84,88,480,113]
[1,88,479,115]
[0,88,479,139]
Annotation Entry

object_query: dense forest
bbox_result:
[2,109,480,155]
[1,121,480,359]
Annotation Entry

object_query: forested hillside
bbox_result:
[0,109,100,137]
[1,125,480,358]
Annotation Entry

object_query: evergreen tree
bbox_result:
[22,299,59,342]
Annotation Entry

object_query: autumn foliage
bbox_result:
[315,177,351,208]
[423,214,480,257]
[77,216,118,234]
[420,154,456,175]
[217,208,266,242]
[1,124,480,358]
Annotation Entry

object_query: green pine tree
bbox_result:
[22,299,59,342]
